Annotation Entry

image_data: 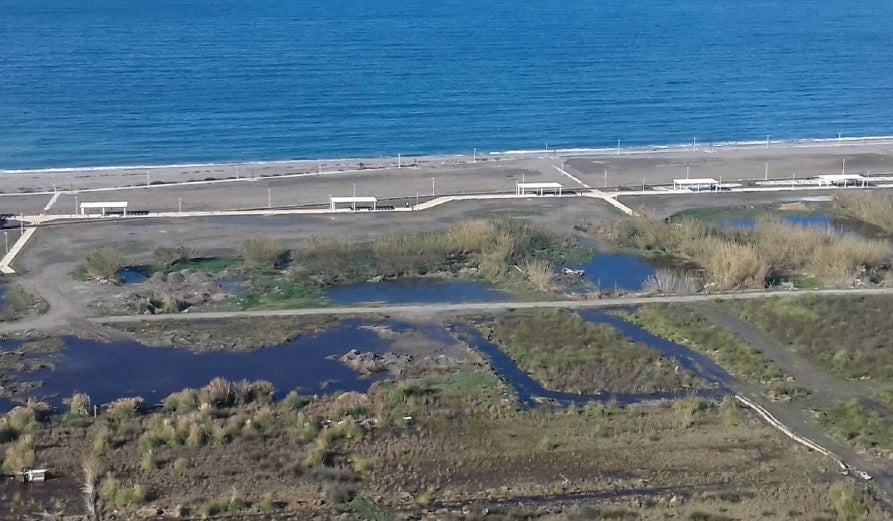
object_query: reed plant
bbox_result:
[587,214,892,289]
[240,236,290,267]
[106,397,143,420]
[835,191,893,233]
[66,392,92,418]
[521,258,555,291]
[641,268,700,295]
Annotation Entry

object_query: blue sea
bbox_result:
[1,0,891,170]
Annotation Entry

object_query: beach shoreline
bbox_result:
[3,134,893,176]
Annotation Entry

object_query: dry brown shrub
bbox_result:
[521,258,554,291]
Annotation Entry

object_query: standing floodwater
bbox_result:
[0,321,397,410]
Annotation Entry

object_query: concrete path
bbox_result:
[0,227,36,275]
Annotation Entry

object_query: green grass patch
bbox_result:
[136,256,240,276]
[344,495,394,521]
[231,268,324,310]
[819,399,893,452]
[485,309,705,394]
[723,296,893,382]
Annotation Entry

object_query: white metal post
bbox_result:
[692,137,697,151]
[178,198,182,214]
[686,166,690,179]
[765,163,769,180]
[842,158,846,174]
[352,183,356,211]
[431,177,435,196]
[604,169,608,188]
[398,154,401,169]
[766,135,770,148]
[267,189,271,209]
[473,148,476,163]
[4,231,8,253]
[75,196,79,215]
[617,139,621,155]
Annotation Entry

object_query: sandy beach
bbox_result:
[1,138,893,216]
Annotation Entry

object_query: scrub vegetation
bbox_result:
[0,284,46,322]
[819,399,893,454]
[483,309,707,394]
[0,370,875,520]
[83,219,587,313]
[724,295,893,382]
[584,215,891,290]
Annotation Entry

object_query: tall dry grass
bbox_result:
[641,269,700,295]
[835,191,893,233]
[521,259,554,291]
[588,214,892,289]
[3,434,36,472]
[240,236,290,267]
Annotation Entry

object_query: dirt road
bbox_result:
[82,287,893,327]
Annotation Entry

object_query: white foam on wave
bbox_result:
[4,135,893,175]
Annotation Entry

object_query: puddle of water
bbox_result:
[721,214,833,230]
[453,322,727,408]
[720,214,876,236]
[566,253,657,292]
[4,320,397,411]
[120,268,148,284]
[321,278,511,305]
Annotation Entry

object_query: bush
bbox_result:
[99,475,150,508]
[200,492,246,517]
[2,434,36,472]
[240,236,289,267]
[92,425,114,454]
[139,448,158,471]
[151,244,195,268]
[82,245,125,283]
[827,482,866,521]
[521,258,554,291]
[105,397,143,420]
[163,388,200,414]
[66,392,92,418]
